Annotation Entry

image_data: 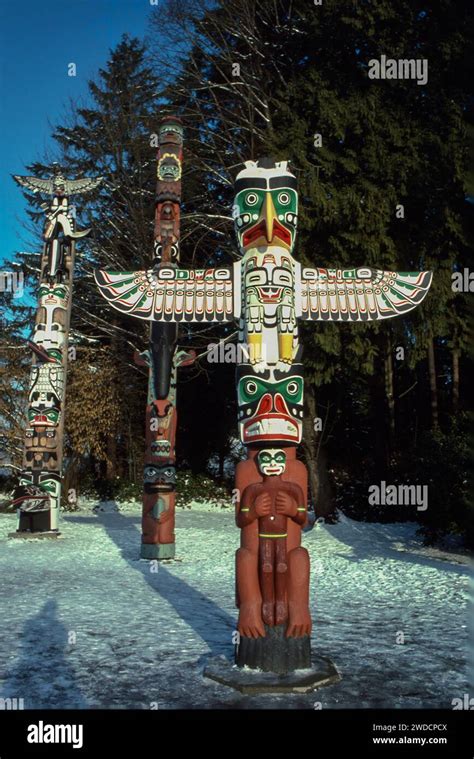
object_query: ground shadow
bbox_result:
[0,598,88,708]
[66,508,236,659]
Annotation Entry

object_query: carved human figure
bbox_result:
[236,448,311,638]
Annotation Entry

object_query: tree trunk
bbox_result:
[369,382,389,479]
[106,435,117,480]
[452,347,460,414]
[62,454,81,509]
[369,336,391,479]
[427,336,439,430]
[302,384,335,519]
[218,448,225,480]
[106,325,119,480]
[384,340,395,447]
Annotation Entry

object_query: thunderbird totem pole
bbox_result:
[11,167,102,535]
[97,116,194,559]
[95,154,432,673]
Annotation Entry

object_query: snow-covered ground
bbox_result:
[0,501,470,709]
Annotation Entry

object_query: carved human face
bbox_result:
[38,283,69,309]
[244,252,294,308]
[257,449,287,477]
[233,161,298,254]
[237,364,304,445]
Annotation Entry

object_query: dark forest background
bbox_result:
[1,0,473,546]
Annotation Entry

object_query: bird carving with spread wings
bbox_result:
[13,167,103,197]
[95,159,432,371]
[14,167,103,245]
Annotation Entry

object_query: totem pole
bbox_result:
[95,156,432,673]
[96,116,193,559]
[11,167,102,535]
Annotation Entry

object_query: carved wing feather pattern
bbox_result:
[94,268,234,322]
[13,175,103,196]
[298,267,433,322]
[13,176,55,194]
[63,177,103,195]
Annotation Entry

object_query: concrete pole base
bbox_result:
[203,651,341,694]
[8,530,62,540]
[140,542,176,560]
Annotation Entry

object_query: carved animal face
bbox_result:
[27,406,60,427]
[233,160,298,254]
[157,154,181,182]
[38,472,61,496]
[14,471,60,511]
[257,449,287,477]
[237,363,304,445]
[143,464,176,493]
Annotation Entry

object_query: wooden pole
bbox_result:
[11,169,102,535]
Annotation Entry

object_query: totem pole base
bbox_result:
[236,623,311,674]
[140,542,175,560]
[16,510,52,534]
[203,651,341,695]
[8,530,61,540]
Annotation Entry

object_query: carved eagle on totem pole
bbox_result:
[94,159,432,373]
[13,164,103,197]
[13,165,103,245]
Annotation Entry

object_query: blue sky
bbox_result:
[0,0,153,268]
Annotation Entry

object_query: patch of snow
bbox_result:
[0,510,469,709]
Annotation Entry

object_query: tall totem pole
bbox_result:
[95,155,432,674]
[11,168,102,535]
[96,116,193,559]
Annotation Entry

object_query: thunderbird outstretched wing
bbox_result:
[13,174,103,196]
[297,267,432,322]
[94,267,235,322]
[62,177,103,195]
[13,176,56,194]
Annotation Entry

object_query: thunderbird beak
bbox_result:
[264,192,277,243]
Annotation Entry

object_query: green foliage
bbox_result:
[70,469,231,509]
[176,470,231,509]
[409,416,472,545]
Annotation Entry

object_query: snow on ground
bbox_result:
[0,501,470,709]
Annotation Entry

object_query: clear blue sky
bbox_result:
[0,0,153,267]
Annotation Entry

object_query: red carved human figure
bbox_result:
[236,448,312,639]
